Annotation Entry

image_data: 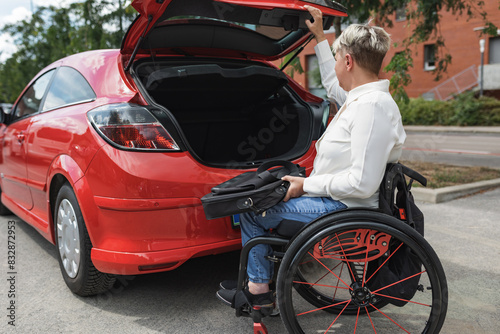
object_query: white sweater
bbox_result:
[302,40,406,208]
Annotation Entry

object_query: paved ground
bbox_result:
[1,187,499,333]
[1,126,499,333]
[419,187,500,334]
[402,126,500,169]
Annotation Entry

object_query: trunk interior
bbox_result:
[133,59,321,166]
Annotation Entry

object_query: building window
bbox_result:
[395,5,406,22]
[424,44,436,71]
[489,37,500,64]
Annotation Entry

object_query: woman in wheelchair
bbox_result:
[217,6,447,334]
[218,5,404,306]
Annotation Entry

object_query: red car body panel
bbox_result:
[214,0,347,16]
[1,117,33,210]
[0,48,319,275]
[0,0,344,276]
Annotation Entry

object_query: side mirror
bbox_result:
[0,108,4,124]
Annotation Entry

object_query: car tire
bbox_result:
[55,183,116,296]
[0,188,12,216]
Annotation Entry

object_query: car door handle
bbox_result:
[16,132,25,143]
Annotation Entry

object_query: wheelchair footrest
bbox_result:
[254,322,268,334]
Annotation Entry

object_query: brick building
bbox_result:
[287,1,500,100]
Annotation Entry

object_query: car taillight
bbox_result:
[87,103,180,151]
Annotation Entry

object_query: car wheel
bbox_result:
[55,183,115,296]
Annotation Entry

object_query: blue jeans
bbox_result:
[240,197,347,284]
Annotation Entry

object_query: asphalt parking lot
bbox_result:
[1,187,500,334]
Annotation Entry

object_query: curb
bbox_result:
[412,178,500,203]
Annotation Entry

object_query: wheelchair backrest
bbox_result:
[379,163,426,236]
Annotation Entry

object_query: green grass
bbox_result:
[400,160,500,189]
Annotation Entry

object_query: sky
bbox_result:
[0,0,77,62]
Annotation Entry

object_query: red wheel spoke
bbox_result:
[365,242,404,285]
[297,299,350,316]
[299,259,315,266]
[370,303,411,334]
[292,280,350,291]
[333,262,345,301]
[354,306,360,333]
[308,251,352,290]
[332,232,356,280]
[365,307,377,334]
[323,300,351,334]
[372,292,431,307]
[311,260,343,287]
[362,242,369,287]
[371,269,427,294]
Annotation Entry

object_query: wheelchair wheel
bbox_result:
[277,210,448,334]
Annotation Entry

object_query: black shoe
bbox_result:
[242,289,275,310]
[219,279,275,291]
[216,288,280,316]
[219,280,238,290]
[243,289,277,317]
[216,287,277,316]
[216,288,237,307]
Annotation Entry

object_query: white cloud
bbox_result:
[0,7,32,62]
[0,1,78,62]
[1,7,32,26]
[0,34,15,62]
[0,33,16,56]
[0,1,77,27]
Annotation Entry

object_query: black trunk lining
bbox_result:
[136,61,312,164]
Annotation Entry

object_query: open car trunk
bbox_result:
[133,59,323,166]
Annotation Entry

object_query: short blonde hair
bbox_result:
[332,24,391,75]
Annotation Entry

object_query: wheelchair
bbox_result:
[233,209,448,334]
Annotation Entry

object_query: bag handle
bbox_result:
[257,160,301,182]
[401,164,427,187]
[384,163,427,190]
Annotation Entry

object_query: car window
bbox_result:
[43,66,96,111]
[0,103,13,114]
[13,70,55,119]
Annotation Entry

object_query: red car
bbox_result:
[0,0,346,296]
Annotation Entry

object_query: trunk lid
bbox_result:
[122,0,347,67]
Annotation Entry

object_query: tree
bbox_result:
[0,6,73,102]
[0,1,135,102]
[281,53,305,79]
[326,0,499,102]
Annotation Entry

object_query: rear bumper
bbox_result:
[86,196,242,275]
[73,174,242,276]
[91,238,241,275]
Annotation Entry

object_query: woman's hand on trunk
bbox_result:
[304,5,326,44]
